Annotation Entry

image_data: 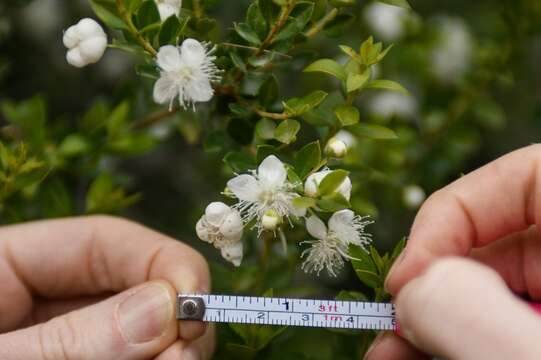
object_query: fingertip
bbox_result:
[364,332,428,360]
[179,321,207,341]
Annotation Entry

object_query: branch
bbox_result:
[131,108,180,129]
[256,0,297,55]
[305,8,338,38]
[116,0,158,57]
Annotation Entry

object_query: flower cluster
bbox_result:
[196,155,373,276]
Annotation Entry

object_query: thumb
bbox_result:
[0,281,179,360]
[396,258,541,360]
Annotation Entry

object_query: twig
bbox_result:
[256,0,297,55]
[304,8,338,38]
[221,43,292,59]
[116,0,158,57]
[131,108,180,129]
[192,0,204,19]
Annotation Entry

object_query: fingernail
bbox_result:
[117,283,172,344]
[384,250,407,293]
[364,332,390,360]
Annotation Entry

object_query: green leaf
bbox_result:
[317,192,351,212]
[352,123,398,140]
[135,0,161,29]
[234,23,261,45]
[274,119,301,144]
[224,152,256,173]
[89,0,127,29]
[59,134,91,157]
[273,2,314,42]
[292,196,317,210]
[256,144,278,164]
[107,101,130,137]
[378,0,411,9]
[246,1,268,38]
[370,246,385,274]
[259,75,280,107]
[366,79,409,94]
[255,118,277,140]
[335,290,368,302]
[318,169,349,196]
[334,105,360,126]
[294,141,321,179]
[284,90,328,116]
[158,15,183,46]
[391,237,407,261]
[355,269,381,288]
[349,244,377,273]
[346,70,371,93]
[304,59,347,81]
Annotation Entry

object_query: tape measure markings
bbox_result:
[178,294,396,331]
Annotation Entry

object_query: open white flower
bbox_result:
[153,39,221,110]
[196,202,244,266]
[304,170,352,200]
[301,210,373,277]
[155,0,182,21]
[63,18,107,68]
[227,155,305,233]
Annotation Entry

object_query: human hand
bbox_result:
[0,216,214,360]
[366,145,541,359]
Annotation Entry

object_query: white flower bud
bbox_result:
[219,211,244,241]
[304,171,352,200]
[221,242,243,267]
[63,18,107,68]
[156,0,182,21]
[325,138,348,158]
[261,209,282,231]
[403,185,426,209]
[205,202,231,226]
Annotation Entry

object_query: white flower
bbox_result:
[325,138,348,158]
[196,202,244,266]
[430,17,473,84]
[63,18,107,68]
[369,92,418,120]
[334,130,357,149]
[302,210,373,277]
[363,2,409,42]
[227,155,305,233]
[403,185,426,209]
[155,0,182,21]
[153,39,221,110]
[304,170,352,200]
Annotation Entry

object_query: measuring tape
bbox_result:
[177,294,396,331]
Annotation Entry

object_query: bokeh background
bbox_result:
[1,0,541,358]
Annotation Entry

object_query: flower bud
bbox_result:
[403,185,426,209]
[325,138,348,158]
[304,171,352,200]
[63,18,107,68]
[221,242,243,267]
[261,209,282,231]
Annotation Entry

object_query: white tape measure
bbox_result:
[177,294,396,331]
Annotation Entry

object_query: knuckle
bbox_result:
[38,314,83,360]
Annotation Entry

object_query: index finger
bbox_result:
[386,144,541,296]
[0,216,210,336]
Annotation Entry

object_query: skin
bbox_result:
[0,215,215,360]
[365,144,541,359]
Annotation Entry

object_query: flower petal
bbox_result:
[221,242,243,267]
[66,48,87,68]
[157,3,180,21]
[156,45,182,71]
[219,210,244,240]
[186,76,214,102]
[328,209,359,244]
[153,75,177,105]
[205,202,231,226]
[180,38,206,66]
[196,218,211,243]
[306,215,327,240]
[79,36,107,63]
[227,174,261,202]
[258,155,287,188]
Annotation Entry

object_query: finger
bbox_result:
[470,226,541,299]
[395,258,541,359]
[27,294,111,325]
[155,325,215,360]
[0,281,179,360]
[386,144,541,295]
[364,332,428,360]
[0,216,210,340]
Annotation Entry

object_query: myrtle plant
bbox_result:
[5,0,539,358]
